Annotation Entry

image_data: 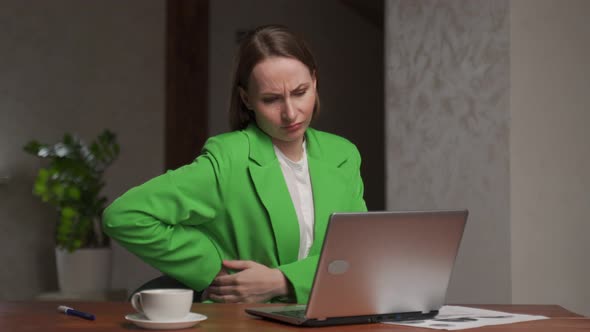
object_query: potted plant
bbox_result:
[24,130,120,294]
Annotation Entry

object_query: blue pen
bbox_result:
[57,305,96,321]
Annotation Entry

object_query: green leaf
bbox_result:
[72,239,82,251]
[63,133,74,145]
[23,140,43,155]
[66,187,81,200]
[61,206,77,219]
[33,171,48,196]
[50,183,65,200]
[37,168,50,181]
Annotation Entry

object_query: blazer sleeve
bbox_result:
[278,255,318,304]
[102,138,226,291]
[278,145,367,304]
[349,145,368,212]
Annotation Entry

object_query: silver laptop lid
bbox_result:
[306,210,467,319]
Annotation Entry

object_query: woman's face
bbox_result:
[240,56,317,146]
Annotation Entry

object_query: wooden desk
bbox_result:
[36,289,128,302]
[0,301,588,331]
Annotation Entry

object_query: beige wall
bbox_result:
[510,0,590,316]
[0,0,164,299]
[385,0,511,304]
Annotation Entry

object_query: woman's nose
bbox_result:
[281,99,296,122]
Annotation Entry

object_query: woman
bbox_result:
[103,24,367,304]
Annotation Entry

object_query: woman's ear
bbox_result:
[311,70,318,91]
[239,87,252,110]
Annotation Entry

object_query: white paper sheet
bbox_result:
[382,305,548,330]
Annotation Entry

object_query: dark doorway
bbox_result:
[165,0,209,170]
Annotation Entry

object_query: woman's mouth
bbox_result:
[282,122,303,132]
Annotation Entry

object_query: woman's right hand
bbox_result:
[203,260,290,303]
[201,267,228,301]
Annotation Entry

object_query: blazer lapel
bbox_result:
[246,125,300,265]
[305,128,350,256]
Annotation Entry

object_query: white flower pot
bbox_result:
[55,247,112,293]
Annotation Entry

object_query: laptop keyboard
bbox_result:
[276,309,306,319]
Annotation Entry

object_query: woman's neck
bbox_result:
[273,137,304,161]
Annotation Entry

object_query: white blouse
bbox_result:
[273,142,315,260]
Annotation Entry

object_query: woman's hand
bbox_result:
[204,260,289,303]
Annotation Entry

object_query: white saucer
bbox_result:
[125,312,207,330]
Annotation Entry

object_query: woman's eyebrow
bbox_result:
[260,83,310,96]
[290,83,309,92]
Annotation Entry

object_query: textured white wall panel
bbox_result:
[385,0,511,303]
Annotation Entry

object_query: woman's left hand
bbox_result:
[204,260,289,303]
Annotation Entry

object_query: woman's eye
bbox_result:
[293,90,307,97]
[262,97,278,104]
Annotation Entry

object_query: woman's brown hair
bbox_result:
[228,24,320,131]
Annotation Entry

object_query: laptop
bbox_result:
[245,210,468,327]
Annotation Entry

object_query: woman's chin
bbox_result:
[272,132,305,146]
[284,129,306,142]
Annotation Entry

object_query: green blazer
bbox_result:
[103,124,367,303]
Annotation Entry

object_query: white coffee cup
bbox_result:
[131,289,193,321]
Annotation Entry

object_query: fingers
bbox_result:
[206,285,242,296]
[216,267,229,276]
[212,260,258,286]
[205,261,278,304]
[208,292,259,304]
[200,288,209,302]
[212,273,238,286]
[222,260,257,270]
[208,293,241,303]
[206,284,247,303]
